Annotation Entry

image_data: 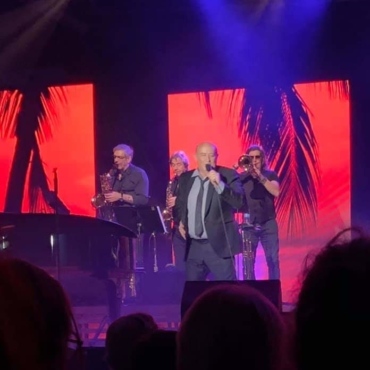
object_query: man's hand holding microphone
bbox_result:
[205,164,225,194]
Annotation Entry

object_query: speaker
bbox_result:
[180,280,282,319]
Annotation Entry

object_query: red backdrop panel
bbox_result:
[168,81,350,301]
[0,84,95,216]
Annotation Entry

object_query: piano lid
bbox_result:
[0,212,137,238]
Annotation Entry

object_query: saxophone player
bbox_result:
[166,150,189,272]
[104,144,149,278]
[104,144,149,208]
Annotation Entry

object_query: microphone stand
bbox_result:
[150,231,159,273]
[52,168,61,282]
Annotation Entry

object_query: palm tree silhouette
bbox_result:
[198,80,349,238]
[0,85,68,213]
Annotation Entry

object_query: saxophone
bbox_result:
[162,178,174,222]
[91,167,117,222]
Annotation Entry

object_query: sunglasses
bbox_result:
[248,155,261,159]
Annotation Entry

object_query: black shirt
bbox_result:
[170,176,180,197]
[240,169,279,224]
[112,164,149,206]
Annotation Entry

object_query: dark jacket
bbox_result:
[175,166,244,258]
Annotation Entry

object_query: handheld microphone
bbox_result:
[206,164,220,191]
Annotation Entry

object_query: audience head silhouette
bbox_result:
[132,329,177,370]
[0,257,81,370]
[177,283,287,370]
[105,312,158,370]
[294,227,370,370]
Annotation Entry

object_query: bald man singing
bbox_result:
[174,142,245,281]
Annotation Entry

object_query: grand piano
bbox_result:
[0,212,136,273]
[0,212,140,321]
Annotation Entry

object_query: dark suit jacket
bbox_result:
[175,166,245,258]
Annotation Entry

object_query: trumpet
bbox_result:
[233,154,253,172]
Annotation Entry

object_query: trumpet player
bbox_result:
[166,150,189,271]
[239,144,280,280]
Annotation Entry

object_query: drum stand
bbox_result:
[239,224,255,280]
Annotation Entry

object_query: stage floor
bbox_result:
[74,301,295,347]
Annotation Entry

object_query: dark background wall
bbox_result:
[0,0,369,228]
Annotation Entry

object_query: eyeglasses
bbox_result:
[113,155,128,160]
[248,155,261,159]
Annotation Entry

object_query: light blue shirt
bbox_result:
[187,169,225,239]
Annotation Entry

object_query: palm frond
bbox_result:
[237,86,283,157]
[328,80,349,100]
[197,89,245,127]
[273,86,320,236]
[198,84,321,238]
[3,85,68,213]
[37,86,68,144]
[0,90,22,139]
[239,85,320,236]
[197,91,213,119]
[312,80,349,101]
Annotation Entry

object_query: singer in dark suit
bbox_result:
[175,142,245,281]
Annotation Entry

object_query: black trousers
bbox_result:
[172,227,186,272]
[185,239,236,281]
[248,219,280,280]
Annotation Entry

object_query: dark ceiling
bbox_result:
[0,0,369,87]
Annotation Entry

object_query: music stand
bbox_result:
[113,206,140,237]
[136,206,167,272]
[113,205,167,235]
[113,205,166,272]
[136,205,167,235]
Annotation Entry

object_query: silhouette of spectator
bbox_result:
[105,312,158,370]
[294,227,370,370]
[0,257,82,370]
[177,284,288,370]
[132,329,177,370]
